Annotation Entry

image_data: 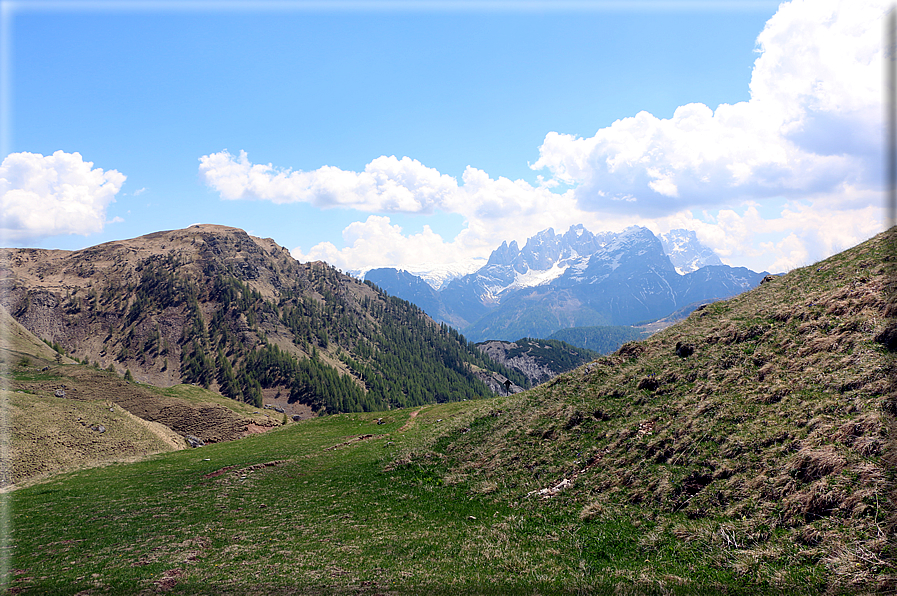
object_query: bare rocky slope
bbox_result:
[477,338,601,387]
[407,227,897,592]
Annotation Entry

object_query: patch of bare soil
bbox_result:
[243,423,277,436]
[260,386,317,420]
[397,408,422,433]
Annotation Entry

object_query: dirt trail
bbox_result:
[397,408,422,433]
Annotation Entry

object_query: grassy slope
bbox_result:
[2,300,284,489]
[4,388,185,487]
[2,226,522,414]
[1,308,184,487]
[3,360,287,487]
[5,230,895,595]
[7,402,791,596]
[407,229,897,593]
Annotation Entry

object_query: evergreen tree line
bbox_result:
[274,269,531,410]
[114,256,530,413]
[126,256,194,325]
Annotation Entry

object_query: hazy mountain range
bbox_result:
[364,225,769,341]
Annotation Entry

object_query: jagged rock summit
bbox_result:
[660,228,725,273]
[367,224,767,341]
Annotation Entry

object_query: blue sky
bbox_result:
[0,0,887,275]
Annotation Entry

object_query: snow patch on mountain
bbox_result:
[351,225,725,297]
[660,229,724,274]
[568,255,592,282]
[404,260,487,290]
[507,262,569,292]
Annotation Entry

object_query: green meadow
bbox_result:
[6,400,825,595]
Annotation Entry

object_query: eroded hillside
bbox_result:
[1,306,283,487]
[477,338,601,386]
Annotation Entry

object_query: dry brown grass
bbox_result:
[3,389,184,488]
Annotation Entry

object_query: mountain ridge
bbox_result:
[1,224,527,416]
[367,224,769,341]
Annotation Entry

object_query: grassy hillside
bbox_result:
[4,387,184,487]
[401,227,897,593]
[4,229,894,594]
[0,304,74,367]
[3,402,822,595]
[1,305,288,487]
[2,358,283,488]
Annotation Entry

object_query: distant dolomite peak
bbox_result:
[659,229,724,274]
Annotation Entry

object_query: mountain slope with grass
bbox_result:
[1,308,283,487]
[4,229,894,595]
[401,227,896,592]
[1,225,525,416]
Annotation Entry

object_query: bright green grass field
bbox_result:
[5,401,822,595]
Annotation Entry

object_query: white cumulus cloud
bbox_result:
[653,198,882,273]
[202,0,887,275]
[291,215,469,272]
[532,0,885,215]
[202,149,600,269]
[199,150,459,213]
[0,151,126,243]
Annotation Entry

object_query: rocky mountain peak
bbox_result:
[561,224,600,256]
[660,228,724,274]
[359,223,764,342]
[519,228,563,271]
[486,240,521,267]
